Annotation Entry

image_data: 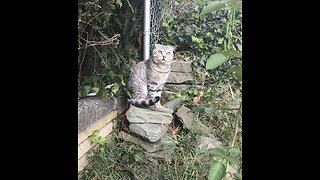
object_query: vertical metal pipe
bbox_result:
[143,0,151,61]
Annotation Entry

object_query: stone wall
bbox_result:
[78,96,128,172]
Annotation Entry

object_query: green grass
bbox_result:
[79,130,215,180]
[79,80,242,180]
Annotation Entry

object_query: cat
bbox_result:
[127,44,174,108]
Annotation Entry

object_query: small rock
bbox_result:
[175,106,193,129]
[175,105,210,132]
[227,97,241,109]
[163,98,183,111]
[198,136,222,149]
[129,123,169,142]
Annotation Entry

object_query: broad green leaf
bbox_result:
[208,148,225,157]
[228,66,242,81]
[229,148,241,155]
[108,71,115,79]
[227,66,241,73]
[206,53,228,70]
[84,85,91,94]
[233,173,242,180]
[228,50,242,57]
[208,162,227,180]
[234,68,242,81]
[231,1,242,10]
[226,155,239,166]
[200,1,226,16]
[92,87,100,93]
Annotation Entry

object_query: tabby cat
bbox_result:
[127,44,174,108]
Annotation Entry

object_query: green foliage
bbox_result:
[160,0,242,85]
[200,1,226,16]
[206,53,228,70]
[208,162,226,180]
[207,145,242,180]
[89,130,106,145]
[78,0,143,99]
[79,131,212,180]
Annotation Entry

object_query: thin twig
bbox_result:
[231,101,242,148]
[228,82,234,100]
[78,34,120,50]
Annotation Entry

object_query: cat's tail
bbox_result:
[128,96,160,107]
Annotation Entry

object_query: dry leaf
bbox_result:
[193,91,204,104]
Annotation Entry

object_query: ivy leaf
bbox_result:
[108,71,115,79]
[84,85,91,94]
[206,53,228,70]
[228,66,242,81]
[227,50,242,57]
[229,148,241,155]
[111,83,119,94]
[92,87,100,93]
[226,155,240,166]
[208,162,226,180]
[208,148,225,157]
[105,84,114,89]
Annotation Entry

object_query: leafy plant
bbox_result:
[78,0,143,99]
[201,0,242,83]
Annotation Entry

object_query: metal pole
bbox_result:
[143,0,151,61]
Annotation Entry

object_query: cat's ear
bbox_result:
[168,45,175,52]
[154,44,161,49]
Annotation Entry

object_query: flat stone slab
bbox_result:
[78,96,128,132]
[129,123,169,142]
[119,131,172,153]
[167,72,194,84]
[170,60,192,72]
[126,106,173,124]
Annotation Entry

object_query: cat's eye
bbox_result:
[158,50,162,54]
[166,52,170,55]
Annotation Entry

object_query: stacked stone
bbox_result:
[125,106,173,143]
[164,60,204,96]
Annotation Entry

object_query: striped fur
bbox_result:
[127,44,174,108]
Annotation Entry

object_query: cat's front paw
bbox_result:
[154,103,162,109]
